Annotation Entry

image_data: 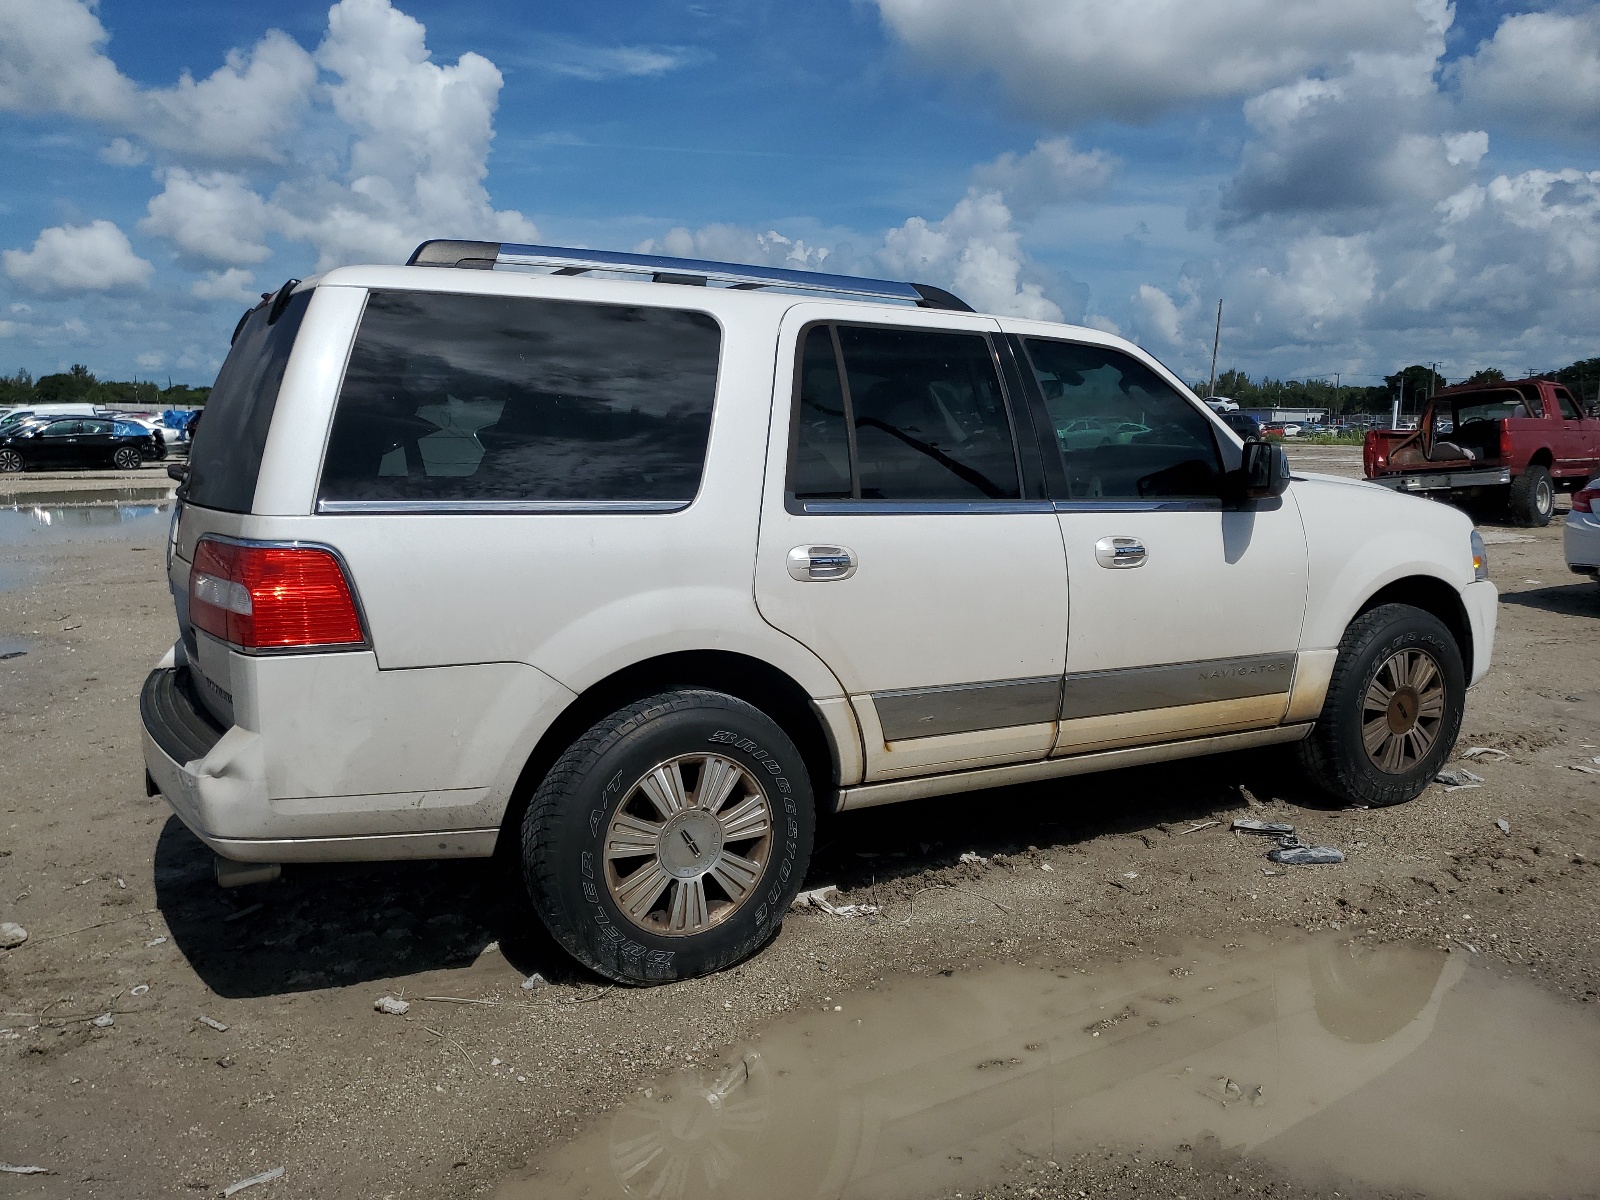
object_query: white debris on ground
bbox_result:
[520,973,547,990]
[90,1014,113,1028]
[0,922,27,949]
[1462,746,1509,760]
[198,1016,229,1032]
[790,885,881,918]
[1436,767,1486,787]
[222,1166,284,1196]
[1497,819,1512,835]
[958,851,986,865]
[373,996,410,1016]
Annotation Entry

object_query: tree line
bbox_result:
[0,364,210,409]
[1200,357,1600,416]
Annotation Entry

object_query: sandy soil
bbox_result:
[1,458,1597,1198]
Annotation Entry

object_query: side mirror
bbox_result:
[1233,439,1290,500]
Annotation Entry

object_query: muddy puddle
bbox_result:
[0,500,171,550]
[496,934,1600,1200]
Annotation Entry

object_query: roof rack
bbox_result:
[405,239,973,312]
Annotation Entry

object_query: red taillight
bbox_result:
[1499,424,1513,462]
[1575,484,1598,514]
[189,537,365,651]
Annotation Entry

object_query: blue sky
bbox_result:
[3,0,1599,388]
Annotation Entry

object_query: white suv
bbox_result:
[141,240,1498,983]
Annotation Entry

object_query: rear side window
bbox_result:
[1023,339,1221,500]
[318,291,721,507]
[791,323,1020,502]
[186,290,312,513]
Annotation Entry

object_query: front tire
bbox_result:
[0,448,22,473]
[1508,465,1554,526]
[1296,603,1466,807]
[521,689,815,984]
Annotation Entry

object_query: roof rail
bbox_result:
[405,239,973,312]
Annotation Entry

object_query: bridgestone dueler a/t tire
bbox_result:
[1296,603,1466,808]
[520,690,815,985]
[1508,465,1554,527]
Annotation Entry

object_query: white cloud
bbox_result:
[881,189,1062,320]
[136,351,165,369]
[269,0,537,269]
[874,0,1439,126]
[534,41,703,81]
[99,137,146,167]
[1455,10,1600,141]
[191,268,260,304]
[141,170,274,265]
[970,138,1116,217]
[1135,284,1185,345]
[0,0,316,162]
[1443,131,1488,168]
[3,220,153,294]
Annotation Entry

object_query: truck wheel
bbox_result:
[1507,465,1554,526]
[521,689,814,984]
[1296,603,1465,808]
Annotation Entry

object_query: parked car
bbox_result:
[140,242,1497,985]
[1565,475,1600,584]
[1364,378,1600,525]
[1221,411,1262,440]
[0,402,101,433]
[0,416,158,471]
[113,420,167,460]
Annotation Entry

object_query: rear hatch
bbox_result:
[169,283,313,728]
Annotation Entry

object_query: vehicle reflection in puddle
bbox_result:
[0,501,172,551]
[495,934,1600,1200]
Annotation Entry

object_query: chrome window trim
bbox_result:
[315,499,690,515]
[1052,499,1222,514]
[797,499,1055,515]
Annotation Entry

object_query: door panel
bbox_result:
[1005,331,1309,753]
[755,308,1070,782]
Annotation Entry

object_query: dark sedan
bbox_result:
[0,417,160,472]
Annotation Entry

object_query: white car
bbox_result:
[1565,475,1600,582]
[140,241,1498,983]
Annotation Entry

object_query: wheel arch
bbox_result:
[494,650,844,857]
[1355,574,1473,678]
[1528,448,1554,470]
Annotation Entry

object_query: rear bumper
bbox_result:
[1369,467,1510,492]
[1565,510,1600,571]
[139,664,497,862]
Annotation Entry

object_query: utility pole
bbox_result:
[1206,299,1223,398]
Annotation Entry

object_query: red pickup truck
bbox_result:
[1364,378,1600,525]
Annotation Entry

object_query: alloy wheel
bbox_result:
[1361,647,1447,773]
[0,449,22,473]
[114,447,142,469]
[603,753,775,937]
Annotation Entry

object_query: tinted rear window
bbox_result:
[317,291,722,507]
[186,290,312,512]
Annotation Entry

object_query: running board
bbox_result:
[834,724,1313,812]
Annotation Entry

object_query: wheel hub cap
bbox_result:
[1362,648,1447,774]
[603,752,775,937]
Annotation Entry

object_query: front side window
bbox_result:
[319,291,721,506]
[1555,388,1583,420]
[41,421,78,438]
[790,323,1020,502]
[1023,339,1221,500]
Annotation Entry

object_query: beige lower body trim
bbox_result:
[1285,649,1339,722]
[205,829,499,863]
[851,694,1054,782]
[1052,693,1290,755]
[836,724,1312,811]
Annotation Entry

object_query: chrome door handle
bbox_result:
[787,545,857,581]
[1095,536,1147,568]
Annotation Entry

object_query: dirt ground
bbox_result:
[2,453,1598,1199]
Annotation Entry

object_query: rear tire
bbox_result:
[521,689,815,984]
[1296,603,1465,807]
[1508,465,1554,526]
[113,446,143,470]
